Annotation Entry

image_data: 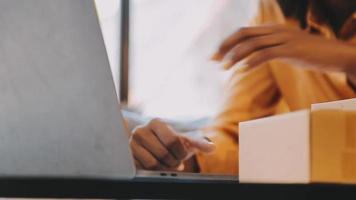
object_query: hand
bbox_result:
[129,119,215,171]
[212,25,356,72]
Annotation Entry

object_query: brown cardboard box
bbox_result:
[311,99,356,183]
[240,99,356,183]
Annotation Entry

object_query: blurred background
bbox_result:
[95,0,258,127]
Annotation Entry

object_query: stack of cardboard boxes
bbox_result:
[239,98,356,184]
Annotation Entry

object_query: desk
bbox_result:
[0,178,356,199]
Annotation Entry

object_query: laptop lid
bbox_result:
[0,0,135,179]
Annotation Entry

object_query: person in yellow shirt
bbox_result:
[129,0,356,174]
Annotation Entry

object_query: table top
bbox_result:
[0,178,356,199]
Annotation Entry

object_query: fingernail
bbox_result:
[223,60,234,70]
[211,53,223,61]
[203,136,213,143]
[177,163,185,171]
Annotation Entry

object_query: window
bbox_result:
[128,0,258,120]
[96,0,258,120]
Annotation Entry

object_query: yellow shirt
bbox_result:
[196,0,356,175]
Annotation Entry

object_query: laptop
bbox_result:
[0,0,237,182]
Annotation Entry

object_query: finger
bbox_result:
[180,135,216,153]
[213,25,284,60]
[223,33,289,69]
[133,127,180,168]
[134,158,144,169]
[177,163,185,171]
[246,44,289,69]
[148,119,188,160]
[130,139,165,170]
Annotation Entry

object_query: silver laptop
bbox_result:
[0,0,236,182]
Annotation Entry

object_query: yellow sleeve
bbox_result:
[196,0,284,175]
[196,65,281,174]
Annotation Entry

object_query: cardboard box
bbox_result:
[239,99,356,184]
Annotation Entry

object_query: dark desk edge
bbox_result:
[0,178,356,199]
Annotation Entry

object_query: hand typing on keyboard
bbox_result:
[129,119,215,171]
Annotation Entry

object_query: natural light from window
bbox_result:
[129,0,257,120]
